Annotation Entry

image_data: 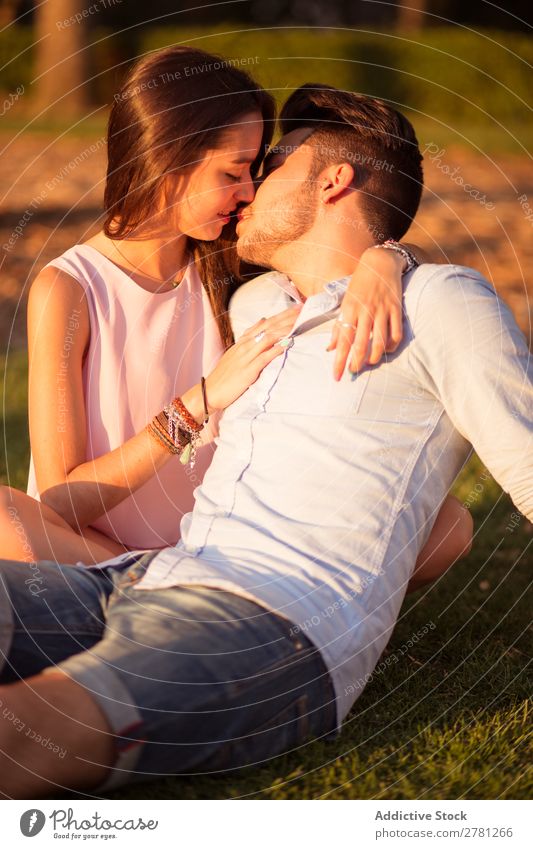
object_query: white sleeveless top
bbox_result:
[27,244,225,549]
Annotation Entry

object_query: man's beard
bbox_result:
[237,180,318,268]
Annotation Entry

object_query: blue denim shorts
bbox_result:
[0,554,337,791]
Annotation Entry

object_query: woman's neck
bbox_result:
[86,229,190,293]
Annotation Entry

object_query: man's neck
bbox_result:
[272,236,369,299]
[269,205,376,297]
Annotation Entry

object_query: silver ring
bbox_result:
[254,330,266,343]
[336,313,357,330]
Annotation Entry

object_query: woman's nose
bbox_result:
[236,178,255,204]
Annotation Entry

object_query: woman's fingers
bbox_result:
[241,306,300,341]
[326,320,340,353]
[333,324,357,381]
[262,306,301,336]
[349,315,373,375]
[250,329,291,356]
[367,312,388,366]
[239,316,267,341]
[386,305,404,353]
[257,343,286,368]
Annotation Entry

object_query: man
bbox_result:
[0,85,531,798]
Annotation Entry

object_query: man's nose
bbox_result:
[236,178,255,204]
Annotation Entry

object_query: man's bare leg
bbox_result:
[0,672,114,798]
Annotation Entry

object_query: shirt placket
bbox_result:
[184,279,347,553]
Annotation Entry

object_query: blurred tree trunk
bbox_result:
[34,0,89,116]
[396,0,429,31]
[0,1,18,26]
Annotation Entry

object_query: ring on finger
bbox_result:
[336,319,357,330]
[254,330,266,343]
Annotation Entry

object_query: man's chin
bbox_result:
[235,233,255,263]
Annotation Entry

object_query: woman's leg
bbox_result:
[0,485,127,565]
[408,495,473,593]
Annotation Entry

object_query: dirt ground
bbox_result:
[1,131,532,351]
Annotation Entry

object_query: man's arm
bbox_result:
[410,265,533,520]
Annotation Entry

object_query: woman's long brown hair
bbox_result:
[104,46,276,347]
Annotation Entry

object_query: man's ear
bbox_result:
[319,163,355,204]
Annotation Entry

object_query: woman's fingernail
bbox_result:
[349,369,358,381]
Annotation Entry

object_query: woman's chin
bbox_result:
[187,223,224,242]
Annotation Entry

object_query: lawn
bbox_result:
[0,351,531,800]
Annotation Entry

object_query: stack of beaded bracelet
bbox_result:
[146,379,210,468]
[146,409,188,457]
[164,396,203,468]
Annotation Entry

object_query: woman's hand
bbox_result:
[203,306,302,413]
[328,247,405,381]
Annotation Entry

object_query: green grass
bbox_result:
[1,351,531,799]
[1,349,30,491]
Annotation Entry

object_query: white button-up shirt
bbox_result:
[135,265,533,726]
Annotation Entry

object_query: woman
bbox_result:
[0,46,470,582]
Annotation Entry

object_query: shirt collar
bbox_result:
[272,272,350,307]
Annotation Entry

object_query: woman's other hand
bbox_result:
[203,306,302,413]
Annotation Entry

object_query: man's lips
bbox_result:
[237,209,252,221]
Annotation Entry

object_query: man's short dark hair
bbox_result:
[280,84,424,241]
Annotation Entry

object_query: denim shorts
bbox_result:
[0,553,337,791]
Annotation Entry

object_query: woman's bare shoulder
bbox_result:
[28,265,90,350]
[29,263,88,308]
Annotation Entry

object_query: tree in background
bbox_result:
[33,0,89,116]
[0,0,19,27]
[396,0,429,31]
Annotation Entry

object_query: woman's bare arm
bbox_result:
[28,267,174,530]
